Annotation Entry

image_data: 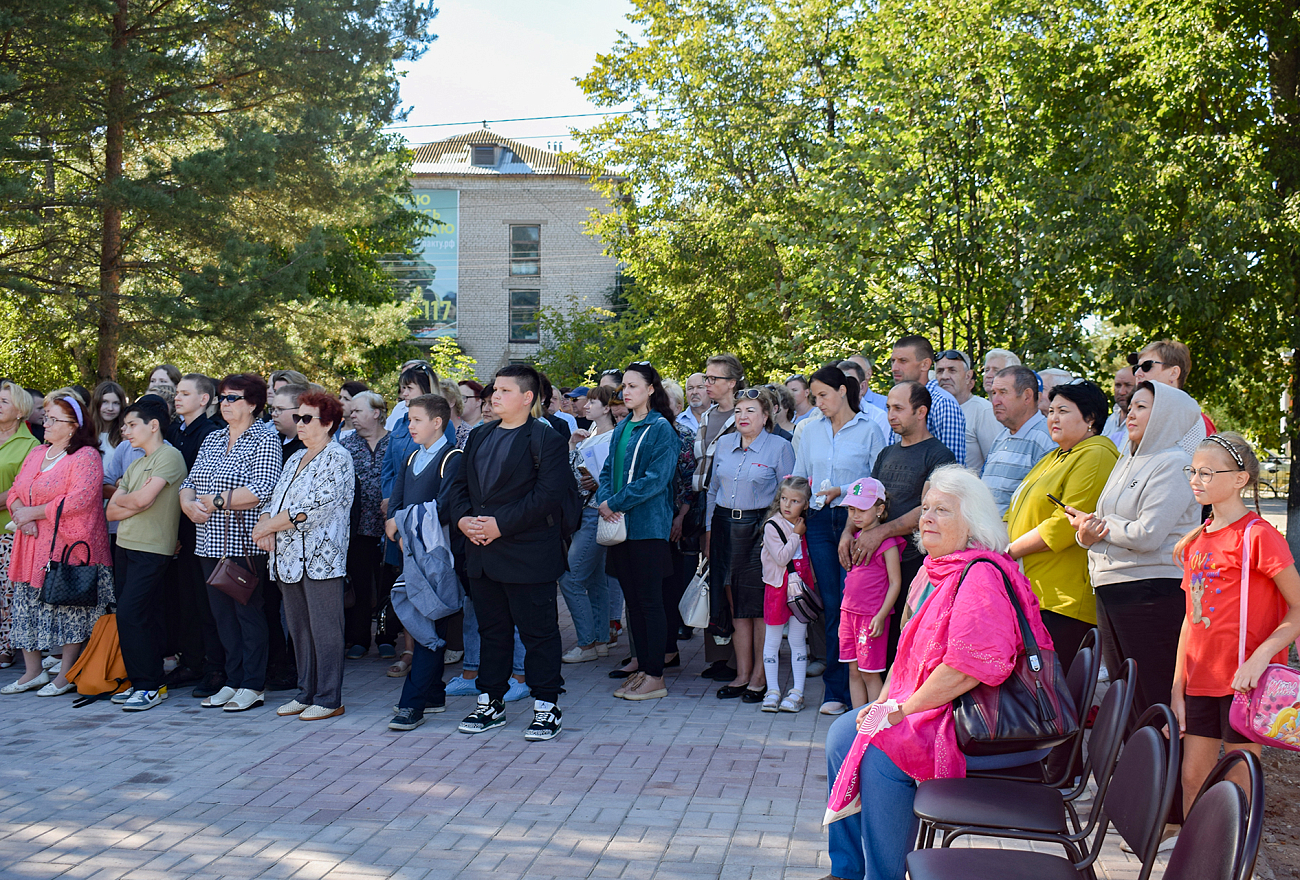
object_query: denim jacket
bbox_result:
[595,410,679,541]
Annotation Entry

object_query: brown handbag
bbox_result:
[205,511,260,605]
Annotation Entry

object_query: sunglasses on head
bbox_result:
[735,388,764,400]
[291,413,319,425]
[937,349,969,366]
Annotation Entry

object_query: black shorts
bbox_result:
[1183,694,1252,744]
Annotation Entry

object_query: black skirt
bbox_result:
[709,508,767,622]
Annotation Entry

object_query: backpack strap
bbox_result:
[527,419,558,528]
[439,446,463,479]
[406,450,418,468]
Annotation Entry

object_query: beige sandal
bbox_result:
[386,650,414,678]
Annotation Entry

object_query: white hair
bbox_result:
[983,348,1021,367]
[351,390,388,414]
[918,464,1010,555]
[1038,367,1074,382]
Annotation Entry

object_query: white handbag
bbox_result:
[596,424,650,546]
[679,557,711,629]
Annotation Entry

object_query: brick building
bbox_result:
[398,129,621,372]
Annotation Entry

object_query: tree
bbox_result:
[0,0,438,382]
[531,297,641,387]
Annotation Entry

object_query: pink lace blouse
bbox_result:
[7,446,112,590]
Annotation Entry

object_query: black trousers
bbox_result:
[1095,579,1184,717]
[466,576,563,704]
[1039,609,1095,676]
[168,538,225,676]
[399,617,450,713]
[608,539,672,677]
[114,546,173,691]
[201,556,270,691]
[344,535,389,648]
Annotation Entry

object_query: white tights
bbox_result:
[763,620,807,695]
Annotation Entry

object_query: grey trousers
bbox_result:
[279,576,345,709]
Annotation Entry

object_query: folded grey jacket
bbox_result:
[391,501,462,651]
[1087,381,1202,587]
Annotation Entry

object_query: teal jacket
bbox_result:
[595,410,679,541]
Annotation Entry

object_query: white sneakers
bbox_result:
[561,645,598,664]
[298,705,345,721]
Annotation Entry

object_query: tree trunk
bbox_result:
[97,0,128,381]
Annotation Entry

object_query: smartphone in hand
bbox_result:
[1046,493,1067,510]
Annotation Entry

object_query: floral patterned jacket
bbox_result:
[267,443,355,583]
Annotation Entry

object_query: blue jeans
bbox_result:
[399,617,449,713]
[807,505,850,705]
[825,711,1055,880]
[558,508,611,646]
[462,584,525,676]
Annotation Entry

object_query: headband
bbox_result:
[1206,434,1245,470]
[60,396,84,427]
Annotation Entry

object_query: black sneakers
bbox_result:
[458,694,506,734]
[388,707,426,731]
[525,701,562,741]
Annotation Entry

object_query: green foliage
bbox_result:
[0,0,438,381]
[576,0,1300,451]
[424,336,479,384]
[531,299,641,387]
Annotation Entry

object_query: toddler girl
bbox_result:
[760,476,816,712]
[1173,433,1299,820]
[839,478,903,706]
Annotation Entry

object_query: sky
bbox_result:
[392,0,638,151]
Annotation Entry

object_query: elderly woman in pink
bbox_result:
[823,465,1055,880]
[3,396,113,696]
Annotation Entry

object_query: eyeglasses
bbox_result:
[704,374,734,384]
[1134,360,1164,374]
[735,388,764,400]
[600,369,622,377]
[43,417,75,426]
[1183,466,1235,482]
[291,413,319,425]
[270,406,299,416]
[217,394,245,403]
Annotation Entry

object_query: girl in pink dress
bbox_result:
[3,396,112,696]
[760,476,817,712]
[839,478,904,706]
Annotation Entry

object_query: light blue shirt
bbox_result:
[980,412,1056,513]
[676,408,702,434]
[793,409,886,507]
[862,389,888,412]
[412,435,448,476]
[706,430,795,526]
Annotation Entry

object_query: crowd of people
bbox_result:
[0,334,1296,879]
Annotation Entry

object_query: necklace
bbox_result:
[43,446,67,464]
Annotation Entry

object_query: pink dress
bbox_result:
[760,516,816,625]
[6,446,112,649]
[871,548,1055,781]
[839,535,906,672]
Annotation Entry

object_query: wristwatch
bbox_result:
[213,492,226,511]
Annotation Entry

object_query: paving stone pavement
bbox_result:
[0,611,1166,880]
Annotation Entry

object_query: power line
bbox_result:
[385,110,657,131]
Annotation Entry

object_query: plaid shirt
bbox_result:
[181,421,283,558]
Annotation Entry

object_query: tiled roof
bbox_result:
[410,129,597,176]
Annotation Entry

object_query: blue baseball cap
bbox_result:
[565,386,591,399]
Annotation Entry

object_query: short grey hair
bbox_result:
[351,390,387,414]
[918,465,1010,555]
[984,348,1021,368]
[662,378,685,411]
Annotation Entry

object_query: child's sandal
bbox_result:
[386,650,414,678]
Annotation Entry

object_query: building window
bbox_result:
[509,225,540,276]
[509,290,541,343]
[471,145,496,167]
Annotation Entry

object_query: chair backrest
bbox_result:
[1178,750,1265,880]
[1082,660,1136,795]
[1163,781,1247,880]
[1065,628,1100,718]
[1084,724,1171,880]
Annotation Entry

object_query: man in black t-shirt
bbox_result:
[843,381,956,666]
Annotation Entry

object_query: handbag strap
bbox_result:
[624,421,650,486]
[46,499,66,561]
[1237,517,1257,667]
[957,558,1044,673]
[765,519,799,574]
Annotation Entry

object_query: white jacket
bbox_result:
[268,443,355,583]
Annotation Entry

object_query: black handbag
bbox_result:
[951,558,1079,756]
[42,501,101,608]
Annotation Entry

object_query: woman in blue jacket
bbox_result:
[596,362,681,701]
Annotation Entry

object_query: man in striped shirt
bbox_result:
[982,365,1056,513]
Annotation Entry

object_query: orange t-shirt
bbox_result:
[1180,515,1294,696]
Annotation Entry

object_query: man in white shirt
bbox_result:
[847,353,888,411]
[1101,366,1136,449]
[676,372,709,434]
[935,349,1000,474]
[981,348,1021,394]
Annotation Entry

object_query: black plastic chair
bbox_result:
[966,628,1100,785]
[912,658,1135,858]
[906,704,1179,880]
[1163,750,1264,880]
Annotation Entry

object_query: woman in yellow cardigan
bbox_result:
[1006,380,1119,672]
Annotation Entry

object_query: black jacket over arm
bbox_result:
[440,417,569,584]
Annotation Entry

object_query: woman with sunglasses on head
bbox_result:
[4,395,113,696]
[594,363,683,700]
[706,386,795,701]
[252,392,354,721]
[179,374,283,712]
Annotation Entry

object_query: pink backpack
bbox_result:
[1227,518,1300,752]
